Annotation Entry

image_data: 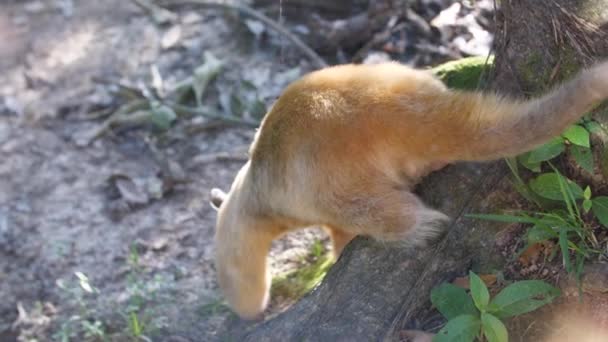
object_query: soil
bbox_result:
[0,0,501,340]
[0,1,324,340]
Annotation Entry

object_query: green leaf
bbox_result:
[527,225,558,244]
[481,312,508,342]
[591,196,608,227]
[562,124,590,148]
[433,315,481,342]
[583,199,592,213]
[583,120,603,134]
[192,52,224,106]
[584,186,592,200]
[518,153,542,172]
[249,99,267,120]
[520,137,565,167]
[469,271,490,311]
[559,228,573,273]
[150,105,177,130]
[489,280,560,319]
[529,173,584,200]
[571,145,594,173]
[431,284,478,320]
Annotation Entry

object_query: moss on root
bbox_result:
[517,52,550,93]
[271,254,334,301]
[432,55,494,90]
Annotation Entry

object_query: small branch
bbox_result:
[351,22,407,63]
[190,151,249,166]
[76,100,150,146]
[156,0,328,69]
[164,101,260,127]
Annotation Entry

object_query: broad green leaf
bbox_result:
[481,312,508,342]
[431,284,478,320]
[518,153,541,172]
[150,105,177,130]
[571,145,594,173]
[583,120,603,134]
[583,199,592,213]
[591,196,608,227]
[562,124,590,147]
[521,137,565,165]
[489,280,560,319]
[529,173,584,200]
[527,225,557,244]
[469,271,489,311]
[433,315,480,342]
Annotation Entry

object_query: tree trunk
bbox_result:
[221,1,608,340]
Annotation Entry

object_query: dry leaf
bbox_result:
[519,241,554,267]
[452,274,497,289]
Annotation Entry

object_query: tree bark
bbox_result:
[220,1,608,340]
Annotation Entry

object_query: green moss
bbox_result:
[517,52,551,93]
[271,253,334,301]
[517,49,583,95]
[432,55,495,90]
[556,48,583,83]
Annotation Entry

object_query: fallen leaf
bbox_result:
[161,25,182,49]
[519,242,554,267]
[109,174,149,205]
[453,274,497,289]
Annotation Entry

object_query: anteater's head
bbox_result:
[210,164,274,320]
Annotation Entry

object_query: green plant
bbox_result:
[53,247,172,341]
[122,245,170,339]
[431,271,560,342]
[54,272,107,342]
[472,119,608,280]
[271,239,333,301]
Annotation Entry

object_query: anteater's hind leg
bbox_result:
[326,187,449,246]
[324,226,357,258]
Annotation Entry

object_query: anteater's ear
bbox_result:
[210,188,227,210]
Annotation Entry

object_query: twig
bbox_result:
[156,0,328,69]
[91,76,146,99]
[164,101,259,127]
[190,151,249,165]
[78,99,150,146]
[186,120,234,133]
[352,22,406,63]
[132,0,178,24]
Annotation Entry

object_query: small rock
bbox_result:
[150,236,169,251]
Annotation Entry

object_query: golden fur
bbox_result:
[212,61,608,319]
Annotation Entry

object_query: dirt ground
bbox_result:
[0,0,503,339]
[0,1,326,340]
